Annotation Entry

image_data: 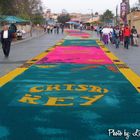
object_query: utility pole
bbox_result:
[88,9,94,32]
[116,5,118,26]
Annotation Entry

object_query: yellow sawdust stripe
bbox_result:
[97,42,140,93]
[0,43,58,87]
[0,68,27,87]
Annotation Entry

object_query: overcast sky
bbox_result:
[42,0,138,14]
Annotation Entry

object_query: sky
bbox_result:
[42,0,138,14]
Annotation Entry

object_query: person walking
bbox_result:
[131,26,137,46]
[80,23,83,32]
[133,30,138,46]
[9,23,17,39]
[47,25,50,34]
[56,25,59,34]
[53,25,57,34]
[1,25,12,58]
[99,26,103,41]
[120,26,124,45]
[123,24,131,49]
[102,26,111,45]
[114,26,120,48]
[43,24,47,32]
[61,24,65,34]
[50,26,54,34]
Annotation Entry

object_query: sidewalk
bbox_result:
[91,31,140,76]
[11,28,46,45]
[0,33,66,77]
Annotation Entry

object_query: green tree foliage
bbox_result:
[0,0,15,15]
[100,9,114,23]
[57,14,71,24]
[0,0,44,23]
[32,13,44,24]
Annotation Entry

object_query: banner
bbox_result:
[120,0,129,24]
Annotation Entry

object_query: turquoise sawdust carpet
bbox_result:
[0,29,140,140]
[62,39,99,46]
[0,64,140,140]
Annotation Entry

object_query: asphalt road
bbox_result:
[0,33,65,77]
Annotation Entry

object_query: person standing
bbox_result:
[56,25,59,34]
[131,26,137,46]
[99,26,103,41]
[123,24,131,49]
[133,30,138,46]
[61,24,65,34]
[114,26,120,48]
[9,23,17,39]
[102,26,110,45]
[80,23,83,32]
[43,24,47,32]
[120,26,124,45]
[50,26,54,34]
[1,25,12,58]
[47,25,50,34]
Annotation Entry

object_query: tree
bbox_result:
[100,9,114,23]
[95,12,99,16]
[0,0,44,23]
[131,2,140,12]
[32,13,44,24]
[0,0,16,15]
[57,14,71,24]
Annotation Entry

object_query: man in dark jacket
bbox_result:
[1,25,12,57]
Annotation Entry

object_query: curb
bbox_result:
[11,32,47,46]
[0,39,61,87]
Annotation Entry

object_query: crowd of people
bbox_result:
[0,22,139,58]
[43,24,65,34]
[98,25,139,49]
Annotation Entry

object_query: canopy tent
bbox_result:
[0,17,4,22]
[2,16,30,23]
[85,20,101,24]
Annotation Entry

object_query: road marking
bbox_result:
[0,68,27,87]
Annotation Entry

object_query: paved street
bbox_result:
[0,33,65,77]
[108,44,140,76]
[0,30,140,140]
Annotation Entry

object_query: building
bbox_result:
[127,11,140,34]
[43,9,59,25]
[70,13,100,23]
